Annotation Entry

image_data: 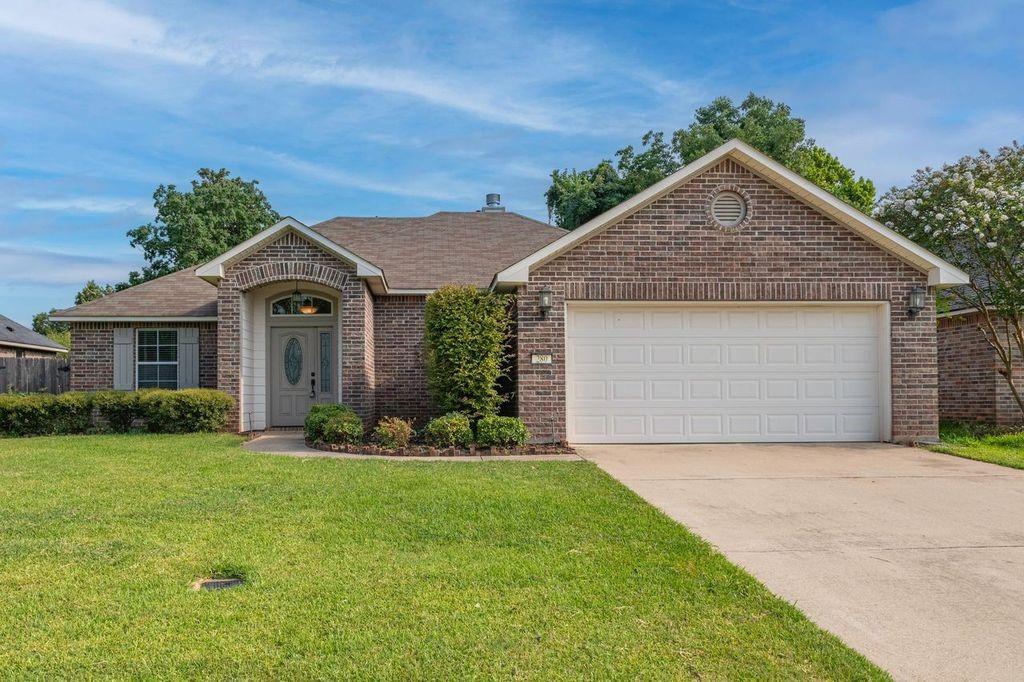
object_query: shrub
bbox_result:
[92,390,140,433]
[423,412,473,448]
[474,415,530,447]
[424,285,512,417]
[373,416,414,449]
[304,403,358,442]
[0,393,54,436]
[138,389,233,433]
[320,410,364,445]
[51,392,94,434]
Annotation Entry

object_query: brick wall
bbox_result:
[373,295,433,424]
[68,321,217,390]
[938,311,1024,426]
[216,231,374,430]
[0,347,63,359]
[517,158,938,443]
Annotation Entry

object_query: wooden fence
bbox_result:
[0,356,70,394]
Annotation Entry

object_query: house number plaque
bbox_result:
[531,353,552,365]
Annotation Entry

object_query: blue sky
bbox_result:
[1,0,1022,325]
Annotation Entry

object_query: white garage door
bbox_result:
[566,304,886,443]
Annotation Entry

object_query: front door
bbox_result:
[270,327,333,427]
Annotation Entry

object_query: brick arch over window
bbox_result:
[234,261,350,293]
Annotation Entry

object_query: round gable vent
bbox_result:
[711,191,747,228]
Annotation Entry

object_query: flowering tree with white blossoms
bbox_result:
[876,142,1024,418]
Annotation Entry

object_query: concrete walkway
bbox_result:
[243,431,582,462]
[579,443,1024,681]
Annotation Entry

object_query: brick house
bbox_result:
[53,140,968,443]
[937,306,1024,427]
[0,313,66,358]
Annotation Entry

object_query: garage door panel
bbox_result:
[566,304,883,443]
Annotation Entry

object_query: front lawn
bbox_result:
[927,422,1024,470]
[0,434,883,679]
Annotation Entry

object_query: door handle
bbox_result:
[310,372,316,399]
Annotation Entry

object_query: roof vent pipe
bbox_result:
[481,193,505,212]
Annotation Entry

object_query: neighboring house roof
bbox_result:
[0,314,67,353]
[312,211,565,290]
[52,268,218,321]
[492,139,971,290]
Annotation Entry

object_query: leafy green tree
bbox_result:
[32,310,70,349]
[546,93,876,229]
[75,279,114,305]
[125,168,280,285]
[875,142,1024,418]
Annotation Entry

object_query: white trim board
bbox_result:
[0,340,67,353]
[492,139,969,290]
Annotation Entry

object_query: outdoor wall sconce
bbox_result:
[538,287,554,317]
[907,286,926,318]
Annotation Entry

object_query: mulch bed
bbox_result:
[306,439,575,458]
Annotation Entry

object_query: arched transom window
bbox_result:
[271,295,333,316]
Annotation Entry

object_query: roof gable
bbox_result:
[195,217,385,289]
[492,139,969,289]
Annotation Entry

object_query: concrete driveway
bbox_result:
[579,443,1024,681]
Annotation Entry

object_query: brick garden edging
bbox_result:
[305,439,574,458]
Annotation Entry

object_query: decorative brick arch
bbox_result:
[234,261,350,292]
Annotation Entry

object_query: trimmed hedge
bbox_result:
[374,416,414,449]
[305,403,363,445]
[0,389,233,437]
[423,412,473,447]
[424,285,512,417]
[138,389,234,433]
[474,415,530,447]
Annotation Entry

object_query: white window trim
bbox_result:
[135,328,179,390]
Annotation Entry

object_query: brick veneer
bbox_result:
[373,295,433,424]
[0,347,63,358]
[68,321,217,390]
[516,158,939,443]
[217,231,375,430]
[938,311,1024,426]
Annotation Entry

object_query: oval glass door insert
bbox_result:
[284,337,302,385]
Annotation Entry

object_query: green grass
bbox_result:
[927,422,1024,470]
[0,434,884,680]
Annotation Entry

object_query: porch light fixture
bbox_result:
[538,287,554,317]
[290,281,303,307]
[907,286,926,318]
[299,295,318,315]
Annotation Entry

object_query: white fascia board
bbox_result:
[194,217,385,283]
[0,340,67,353]
[936,307,980,318]
[492,139,970,289]
[52,316,219,322]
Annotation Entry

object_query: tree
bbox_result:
[32,310,70,349]
[75,279,114,305]
[875,142,1024,419]
[546,92,876,230]
[125,168,280,284]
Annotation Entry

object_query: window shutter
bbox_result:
[177,327,200,389]
[113,328,133,390]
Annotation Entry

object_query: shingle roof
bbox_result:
[51,211,566,319]
[0,314,66,352]
[311,212,565,289]
[53,268,219,319]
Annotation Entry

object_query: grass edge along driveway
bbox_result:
[927,422,1024,470]
[0,434,886,680]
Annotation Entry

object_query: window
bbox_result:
[137,329,177,389]
[271,296,333,316]
[319,332,331,393]
[711,191,747,228]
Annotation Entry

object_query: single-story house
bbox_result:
[0,314,67,357]
[52,140,968,443]
[937,303,1023,427]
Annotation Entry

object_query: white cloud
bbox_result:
[13,196,152,215]
[0,244,138,286]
